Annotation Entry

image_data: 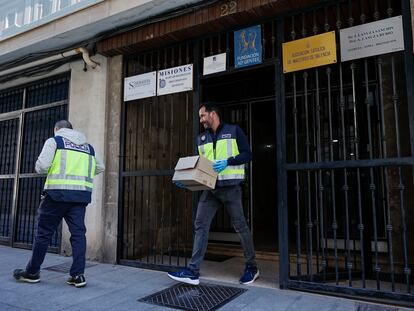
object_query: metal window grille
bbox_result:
[0,74,69,252]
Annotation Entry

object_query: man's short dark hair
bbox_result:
[55,120,73,130]
[200,102,221,119]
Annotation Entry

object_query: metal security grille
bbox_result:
[138,283,247,311]
[0,179,14,240]
[119,0,414,304]
[0,89,23,114]
[120,43,195,269]
[282,0,414,303]
[0,74,69,251]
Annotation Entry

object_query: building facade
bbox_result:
[0,0,414,306]
[0,0,201,261]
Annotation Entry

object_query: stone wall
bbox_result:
[61,55,108,261]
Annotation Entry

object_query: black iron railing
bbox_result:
[282,0,414,303]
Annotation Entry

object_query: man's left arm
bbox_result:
[35,138,57,174]
[227,125,252,166]
[95,154,105,175]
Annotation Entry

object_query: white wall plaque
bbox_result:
[157,64,193,96]
[203,53,227,75]
[124,71,157,101]
[340,15,405,62]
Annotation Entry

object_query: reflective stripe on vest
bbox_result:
[198,142,214,160]
[44,149,96,192]
[198,129,245,181]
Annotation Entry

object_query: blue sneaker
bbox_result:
[239,264,259,285]
[167,268,200,285]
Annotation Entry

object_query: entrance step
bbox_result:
[206,243,279,261]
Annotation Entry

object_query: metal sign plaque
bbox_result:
[124,71,157,101]
[234,25,262,69]
[340,15,405,62]
[282,31,337,73]
[157,64,193,96]
[203,53,227,75]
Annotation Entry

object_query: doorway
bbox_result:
[201,66,278,253]
[250,99,277,251]
[199,66,279,287]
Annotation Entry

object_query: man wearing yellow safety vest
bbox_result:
[13,120,104,288]
[168,102,258,285]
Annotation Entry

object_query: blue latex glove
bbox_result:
[212,159,228,173]
[173,181,187,189]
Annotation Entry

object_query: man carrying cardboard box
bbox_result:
[168,102,258,285]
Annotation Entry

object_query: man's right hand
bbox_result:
[173,181,187,189]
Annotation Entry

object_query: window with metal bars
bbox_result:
[0,74,69,251]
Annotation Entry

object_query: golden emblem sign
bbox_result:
[282,31,337,73]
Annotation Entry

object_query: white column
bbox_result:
[61,56,108,261]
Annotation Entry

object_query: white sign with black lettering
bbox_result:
[157,64,193,96]
[203,53,227,75]
[124,71,157,101]
[340,15,405,62]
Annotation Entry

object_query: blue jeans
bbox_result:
[26,195,87,277]
[188,185,256,274]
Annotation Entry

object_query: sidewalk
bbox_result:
[0,245,411,311]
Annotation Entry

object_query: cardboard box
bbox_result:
[172,156,218,191]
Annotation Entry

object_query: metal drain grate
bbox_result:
[355,303,398,311]
[43,262,97,273]
[139,283,247,311]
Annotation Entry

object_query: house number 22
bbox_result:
[221,1,237,16]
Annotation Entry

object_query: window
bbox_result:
[0,0,104,41]
[39,0,53,18]
[59,0,71,9]
[5,11,18,28]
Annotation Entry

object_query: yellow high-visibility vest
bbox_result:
[197,124,245,184]
[44,137,96,192]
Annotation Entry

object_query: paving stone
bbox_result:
[0,245,410,311]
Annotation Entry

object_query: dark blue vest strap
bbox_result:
[53,136,95,156]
